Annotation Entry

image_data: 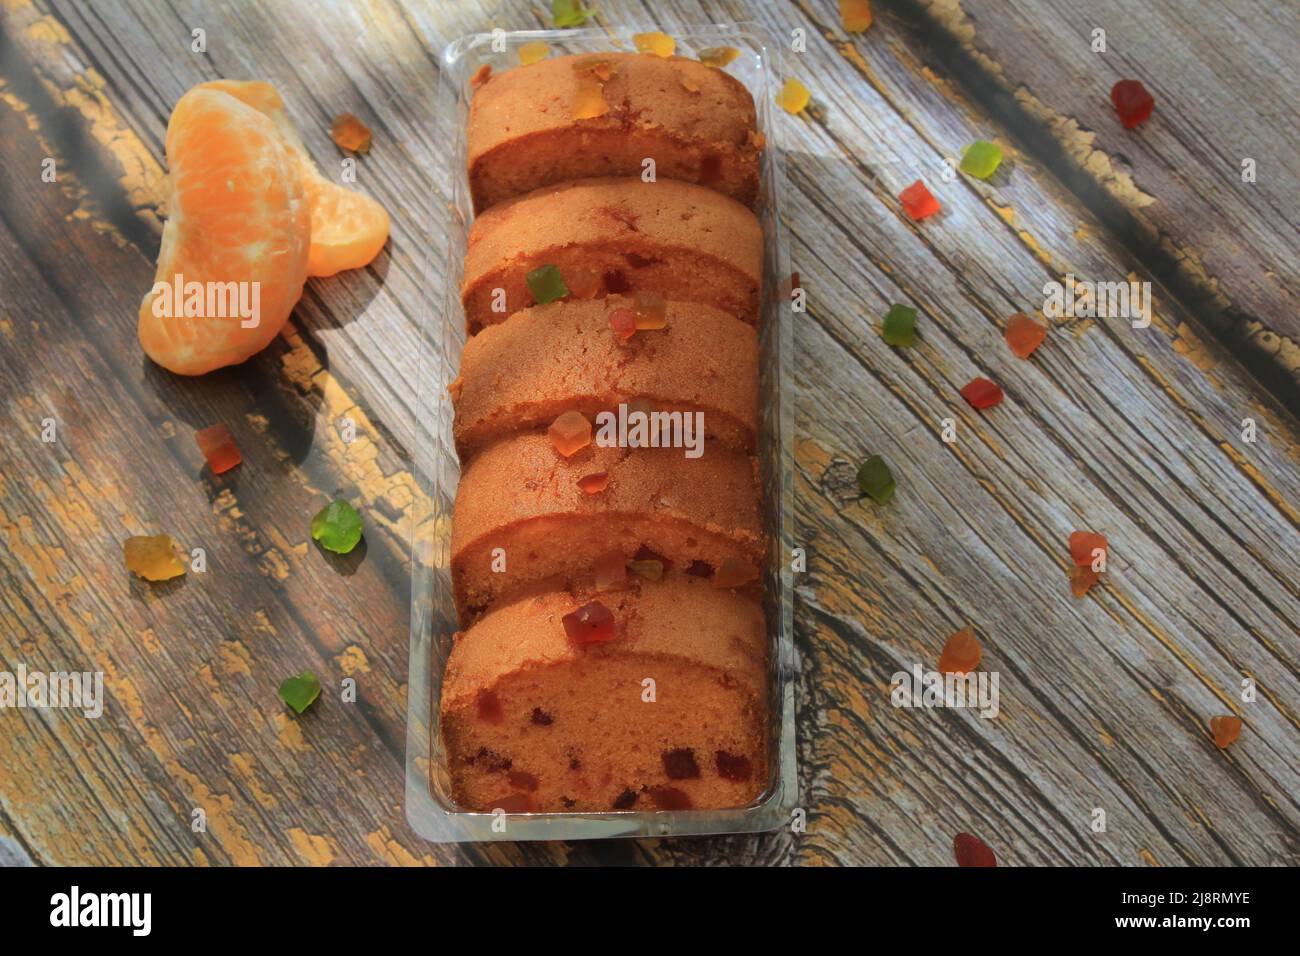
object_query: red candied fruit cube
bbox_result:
[1210,715,1242,749]
[899,179,941,220]
[1070,564,1101,598]
[715,751,753,781]
[1111,79,1154,129]
[562,600,617,645]
[507,770,539,792]
[608,308,637,342]
[603,269,631,293]
[492,792,535,813]
[938,628,981,675]
[1068,530,1108,568]
[959,377,1004,410]
[476,688,503,723]
[661,748,700,780]
[196,423,242,474]
[953,831,997,867]
[647,786,693,811]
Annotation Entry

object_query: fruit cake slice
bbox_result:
[468,52,762,212]
[461,177,762,333]
[449,296,758,458]
[450,432,764,623]
[441,574,769,812]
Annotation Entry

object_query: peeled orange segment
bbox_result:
[138,88,311,375]
[199,80,390,277]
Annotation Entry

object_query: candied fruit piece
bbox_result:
[840,0,873,32]
[959,140,1002,179]
[881,303,917,347]
[552,0,594,28]
[508,770,539,791]
[612,788,639,809]
[627,558,664,581]
[123,534,186,581]
[1070,564,1101,598]
[680,75,700,94]
[609,308,637,342]
[953,832,996,867]
[278,670,321,715]
[647,786,693,811]
[477,688,503,723]
[195,423,242,474]
[577,471,609,494]
[492,793,535,813]
[562,600,616,644]
[330,112,372,153]
[899,179,940,220]
[530,707,554,726]
[776,78,811,114]
[711,556,759,589]
[603,268,630,293]
[594,549,628,589]
[572,75,609,120]
[526,263,569,304]
[1005,312,1047,358]
[697,46,741,69]
[857,454,895,504]
[1068,530,1108,569]
[938,628,981,675]
[633,290,668,330]
[632,545,671,572]
[573,56,617,81]
[633,31,675,58]
[1210,715,1242,749]
[715,751,753,781]
[960,377,1004,410]
[1111,79,1154,129]
[548,409,592,457]
[311,498,364,554]
[662,748,700,779]
[518,40,550,66]
[566,268,601,300]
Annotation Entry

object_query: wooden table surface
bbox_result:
[1,0,1296,866]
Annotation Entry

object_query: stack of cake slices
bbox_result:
[442,50,769,814]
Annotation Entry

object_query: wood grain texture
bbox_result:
[0,0,1296,867]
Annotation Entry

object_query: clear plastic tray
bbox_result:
[405,22,795,841]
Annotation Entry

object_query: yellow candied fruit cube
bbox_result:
[518,40,550,66]
[573,75,609,120]
[839,0,873,33]
[776,78,811,114]
[697,46,741,69]
[633,31,676,58]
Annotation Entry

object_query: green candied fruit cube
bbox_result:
[881,304,918,347]
[278,670,321,715]
[857,454,896,505]
[959,139,1002,179]
[526,264,569,304]
[311,498,363,554]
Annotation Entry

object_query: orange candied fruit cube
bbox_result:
[123,534,187,582]
[899,179,940,220]
[776,78,810,114]
[1005,312,1047,358]
[330,112,372,153]
[518,40,550,66]
[634,31,676,58]
[195,422,242,474]
[1068,530,1108,568]
[938,628,981,675]
[711,557,759,589]
[548,409,592,457]
[574,56,617,81]
[1209,715,1242,749]
[572,75,609,120]
[633,291,667,330]
[680,74,700,94]
[1069,564,1101,598]
[566,269,602,300]
[577,471,609,494]
[839,0,873,33]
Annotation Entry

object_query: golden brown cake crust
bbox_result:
[460,177,763,331]
[468,52,761,211]
[450,432,763,621]
[451,296,759,457]
[441,575,769,812]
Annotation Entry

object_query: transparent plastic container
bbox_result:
[406,22,795,841]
